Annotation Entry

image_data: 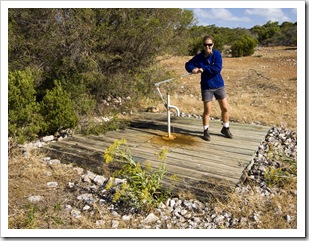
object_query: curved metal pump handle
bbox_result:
[155,73,191,108]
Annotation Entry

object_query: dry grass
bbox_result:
[8,149,112,229]
[214,180,297,229]
[8,150,78,229]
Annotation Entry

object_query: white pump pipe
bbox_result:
[154,73,191,138]
[167,94,180,138]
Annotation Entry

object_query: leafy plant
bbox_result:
[104,139,170,210]
[8,68,43,143]
[40,80,78,135]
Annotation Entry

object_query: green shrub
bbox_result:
[231,35,258,57]
[104,139,169,210]
[40,80,78,135]
[8,68,42,143]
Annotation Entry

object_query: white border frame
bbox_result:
[1,1,306,238]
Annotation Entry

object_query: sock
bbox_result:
[203,125,209,130]
[223,122,229,128]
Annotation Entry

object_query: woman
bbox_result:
[185,35,233,141]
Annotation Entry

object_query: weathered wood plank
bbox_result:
[132,149,241,179]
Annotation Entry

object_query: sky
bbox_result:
[190,8,297,29]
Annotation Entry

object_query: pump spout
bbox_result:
[168,105,180,117]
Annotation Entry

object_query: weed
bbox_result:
[104,139,171,210]
[54,203,61,211]
[50,216,63,225]
[264,145,297,188]
[24,204,38,229]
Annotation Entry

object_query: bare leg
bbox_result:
[218,98,229,123]
[203,101,212,126]
[218,97,233,138]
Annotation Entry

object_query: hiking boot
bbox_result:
[221,127,233,138]
[203,128,211,141]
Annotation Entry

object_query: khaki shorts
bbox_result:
[201,86,226,102]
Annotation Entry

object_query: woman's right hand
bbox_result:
[192,68,203,74]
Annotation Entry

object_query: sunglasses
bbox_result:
[203,43,213,47]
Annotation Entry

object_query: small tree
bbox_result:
[40,80,78,134]
[8,68,42,143]
[231,35,258,57]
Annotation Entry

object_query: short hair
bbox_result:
[203,35,214,44]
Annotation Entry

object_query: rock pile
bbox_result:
[241,126,297,191]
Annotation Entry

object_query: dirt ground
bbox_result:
[156,46,297,130]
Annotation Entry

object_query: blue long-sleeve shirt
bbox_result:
[185,49,225,90]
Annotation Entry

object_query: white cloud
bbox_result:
[245,8,291,22]
[193,8,250,25]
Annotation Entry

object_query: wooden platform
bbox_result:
[43,112,270,200]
